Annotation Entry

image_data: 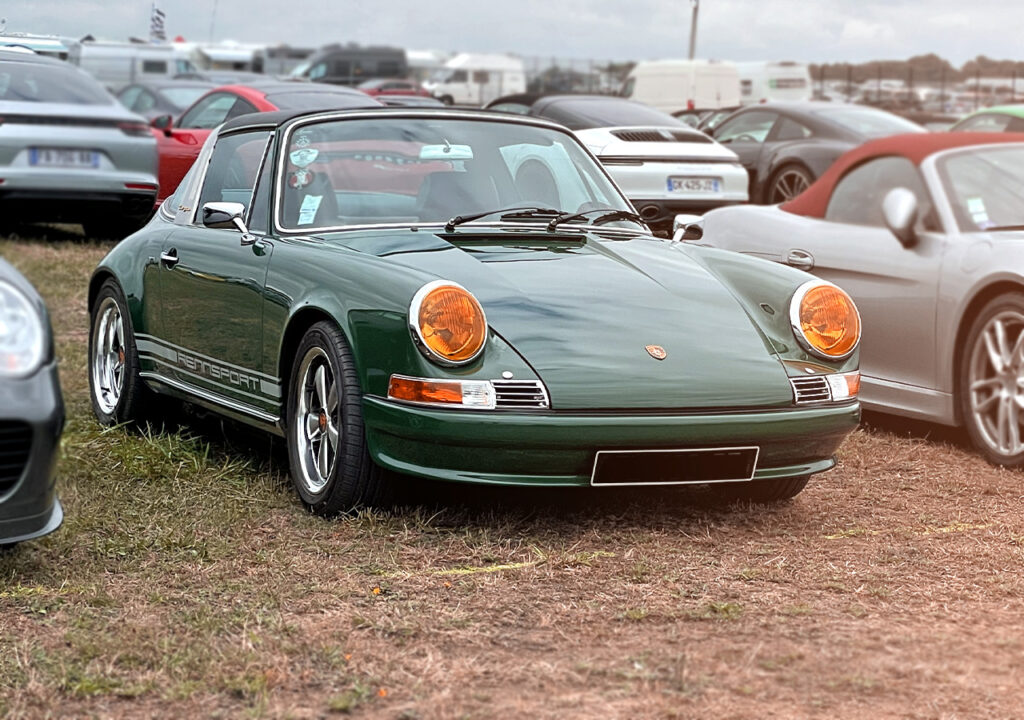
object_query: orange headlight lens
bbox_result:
[793,282,861,359]
[413,282,487,365]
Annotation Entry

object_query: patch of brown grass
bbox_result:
[2,237,1024,718]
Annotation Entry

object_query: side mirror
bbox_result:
[882,187,919,248]
[671,214,704,242]
[202,201,248,233]
[150,114,173,134]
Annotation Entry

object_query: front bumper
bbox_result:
[0,360,64,545]
[363,397,859,487]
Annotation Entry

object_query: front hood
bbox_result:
[337,228,794,410]
[575,126,739,162]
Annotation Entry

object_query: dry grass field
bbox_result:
[2,233,1024,719]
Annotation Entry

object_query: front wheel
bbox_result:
[88,279,149,425]
[710,476,810,504]
[286,322,387,515]
[959,293,1024,466]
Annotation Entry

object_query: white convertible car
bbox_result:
[484,94,749,234]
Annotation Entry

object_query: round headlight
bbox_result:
[790,280,861,360]
[0,280,46,378]
[410,280,487,366]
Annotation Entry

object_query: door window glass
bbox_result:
[773,117,813,141]
[118,85,141,109]
[714,111,778,144]
[309,62,328,80]
[179,93,255,129]
[825,156,935,229]
[449,70,468,83]
[197,130,273,221]
[954,113,1012,132]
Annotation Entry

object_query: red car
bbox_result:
[150,80,381,206]
[356,78,431,98]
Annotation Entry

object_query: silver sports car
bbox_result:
[684,132,1024,467]
[0,48,158,238]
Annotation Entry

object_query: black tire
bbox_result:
[440,95,454,106]
[286,321,387,515]
[958,293,1024,467]
[764,164,814,205]
[710,475,810,504]
[88,279,150,426]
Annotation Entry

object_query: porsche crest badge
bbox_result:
[645,344,667,360]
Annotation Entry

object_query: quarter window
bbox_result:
[142,60,167,74]
[715,111,778,144]
[197,130,273,222]
[825,156,935,229]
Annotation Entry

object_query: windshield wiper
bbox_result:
[986,224,1024,232]
[546,207,647,232]
[444,206,566,232]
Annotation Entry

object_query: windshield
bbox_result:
[428,69,453,84]
[0,61,113,104]
[938,145,1024,232]
[160,86,210,110]
[540,98,685,130]
[289,61,311,77]
[814,106,923,138]
[277,117,634,231]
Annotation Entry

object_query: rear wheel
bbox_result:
[959,293,1024,467]
[710,476,810,504]
[89,280,149,425]
[439,94,454,106]
[286,321,388,515]
[766,164,813,204]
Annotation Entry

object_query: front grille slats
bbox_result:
[492,380,550,410]
[790,376,832,404]
[0,421,32,495]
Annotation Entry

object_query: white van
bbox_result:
[736,61,812,104]
[423,53,526,106]
[68,41,198,91]
[622,59,740,114]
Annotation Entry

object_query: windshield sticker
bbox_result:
[289,169,314,190]
[966,196,991,228]
[420,143,474,161]
[290,148,320,168]
[298,194,322,226]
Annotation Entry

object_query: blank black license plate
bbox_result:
[590,447,759,486]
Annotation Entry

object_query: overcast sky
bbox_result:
[0,0,1003,66]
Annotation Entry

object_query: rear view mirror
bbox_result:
[202,201,248,233]
[150,114,173,133]
[671,214,704,242]
[882,187,919,248]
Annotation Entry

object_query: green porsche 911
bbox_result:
[88,108,862,514]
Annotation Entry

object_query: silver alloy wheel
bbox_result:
[91,297,126,416]
[968,310,1024,458]
[294,346,341,494]
[769,168,811,203]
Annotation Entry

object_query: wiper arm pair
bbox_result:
[546,208,647,231]
[444,206,563,232]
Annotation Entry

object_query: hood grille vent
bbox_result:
[493,380,550,410]
[610,128,713,144]
[790,376,831,404]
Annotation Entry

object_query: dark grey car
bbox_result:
[0,256,63,545]
[0,49,158,237]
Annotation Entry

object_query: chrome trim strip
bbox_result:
[270,109,641,236]
[788,280,861,362]
[407,280,487,367]
[590,446,761,487]
[140,371,280,424]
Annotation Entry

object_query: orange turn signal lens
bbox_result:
[387,375,495,409]
[412,281,487,365]
[792,282,861,359]
[826,371,860,400]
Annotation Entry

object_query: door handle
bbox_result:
[786,249,814,271]
[160,249,179,268]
